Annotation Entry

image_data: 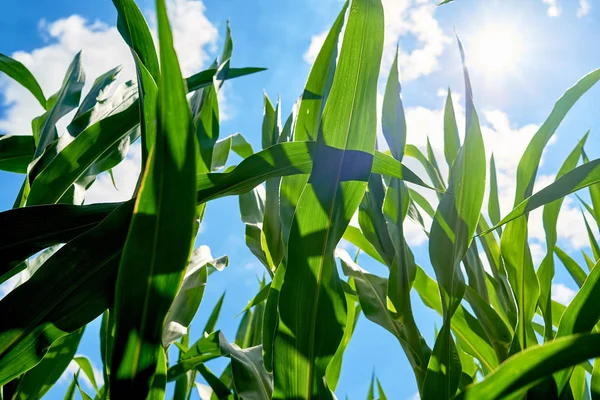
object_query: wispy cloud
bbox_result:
[542,0,561,17]
[577,0,591,17]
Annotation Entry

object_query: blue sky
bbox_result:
[1,0,600,398]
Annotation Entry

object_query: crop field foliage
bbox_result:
[1,0,600,399]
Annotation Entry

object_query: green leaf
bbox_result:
[0,201,120,282]
[488,155,501,228]
[110,0,197,395]
[163,246,228,347]
[501,68,600,352]
[381,46,406,160]
[186,67,266,93]
[422,35,486,400]
[262,98,284,270]
[377,378,388,400]
[582,210,600,260]
[405,145,445,193]
[33,51,85,158]
[279,0,348,251]
[0,134,35,173]
[342,225,387,265]
[455,333,600,400]
[413,266,498,374]
[68,66,123,137]
[193,83,220,174]
[592,358,600,400]
[112,0,159,81]
[555,247,587,287]
[63,371,79,400]
[359,175,395,266]
[167,332,222,382]
[554,259,600,394]
[338,250,430,384]
[203,292,226,335]
[0,52,46,109]
[537,134,587,340]
[13,328,85,399]
[379,46,426,389]
[112,0,160,169]
[73,355,100,394]
[218,334,272,400]
[325,285,360,391]
[482,157,600,233]
[0,202,132,385]
[273,0,384,397]
[262,265,285,373]
[27,102,139,205]
[211,132,254,171]
[443,89,460,169]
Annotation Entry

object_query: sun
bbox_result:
[468,24,523,75]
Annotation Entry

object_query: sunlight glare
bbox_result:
[469,24,523,75]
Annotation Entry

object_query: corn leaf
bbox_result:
[443,89,460,169]
[0,135,35,174]
[163,246,228,347]
[0,53,46,109]
[12,328,84,399]
[338,249,430,384]
[0,202,132,385]
[501,68,600,353]
[553,259,600,394]
[456,333,600,400]
[0,201,121,281]
[110,0,197,394]
[273,0,383,397]
[33,52,85,158]
[422,36,486,400]
[27,102,139,205]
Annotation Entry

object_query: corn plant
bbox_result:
[1,0,600,399]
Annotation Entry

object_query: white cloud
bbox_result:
[543,0,561,17]
[303,30,328,64]
[577,0,591,17]
[304,0,450,82]
[0,0,221,204]
[384,1,451,81]
[551,283,576,305]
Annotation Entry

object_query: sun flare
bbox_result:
[469,24,523,75]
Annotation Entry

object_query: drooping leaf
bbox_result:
[13,329,85,400]
[555,247,587,288]
[338,249,431,384]
[0,202,132,385]
[456,333,600,400]
[482,158,600,234]
[553,259,600,394]
[0,134,35,173]
[0,52,46,109]
[163,246,228,347]
[0,201,122,283]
